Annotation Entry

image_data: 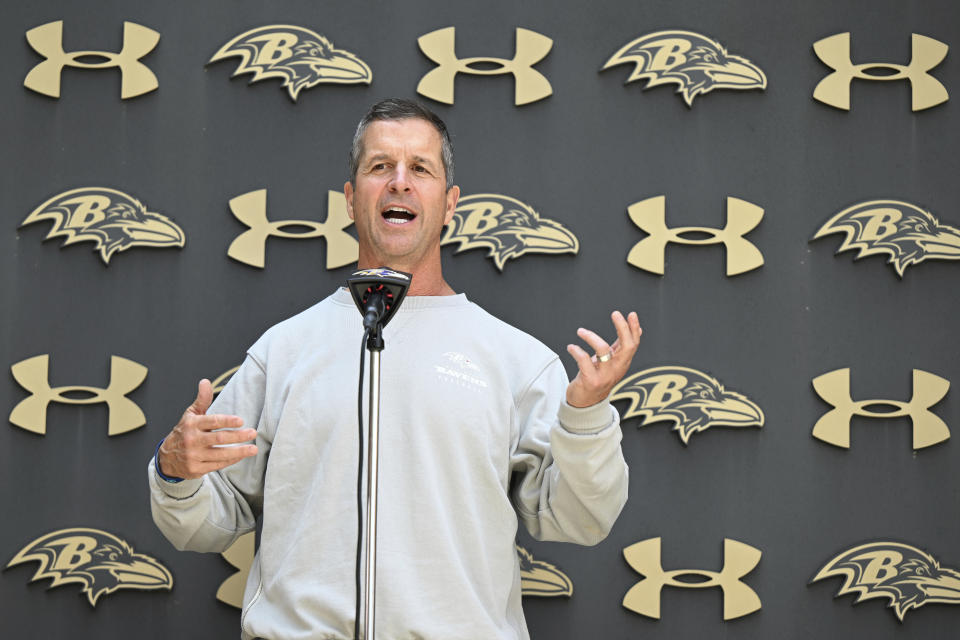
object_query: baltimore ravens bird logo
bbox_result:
[812,541,960,621]
[21,187,185,264]
[441,194,579,271]
[602,30,766,106]
[6,528,173,606]
[813,200,960,277]
[209,25,372,101]
[611,366,764,444]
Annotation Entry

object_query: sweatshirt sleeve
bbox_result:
[509,357,629,546]
[148,353,271,553]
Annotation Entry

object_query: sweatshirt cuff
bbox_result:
[558,400,615,435]
[150,457,204,499]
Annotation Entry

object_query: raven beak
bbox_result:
[100,558,173,588]
[522,562,573,597]
[106,213,185,247]
[702,57,767,88]
[698,395,764,427]
[920,573,960,602]
[917,228,960,257]
[518,223,580,254]
[299,53,372,83]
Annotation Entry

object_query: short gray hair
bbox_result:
[349,98,455,189]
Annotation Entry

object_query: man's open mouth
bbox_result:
[382,206,417,225]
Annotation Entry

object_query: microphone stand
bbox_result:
[347,267,410,640]
[361,323,384,640]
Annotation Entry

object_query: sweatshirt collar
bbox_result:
[332,287,468,310]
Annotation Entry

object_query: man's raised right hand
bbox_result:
[156,379,258,480]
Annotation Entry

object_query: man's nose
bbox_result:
[388,166,411,192]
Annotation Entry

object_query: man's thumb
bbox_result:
[190,379,214,415]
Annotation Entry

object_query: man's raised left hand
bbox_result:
[565,311,642,408]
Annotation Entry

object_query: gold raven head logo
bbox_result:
[813,200,960,277]
[602,30,766,107]
[611,366,763,444]
[6,528,173,606]
[209,25,372,101]
[441,194,579,271]
[21,187,185,264]
[812,541,960,621]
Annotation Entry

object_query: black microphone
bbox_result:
[346,267,412,332]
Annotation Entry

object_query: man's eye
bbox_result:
[413,165,428,173]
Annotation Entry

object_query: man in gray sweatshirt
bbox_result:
[148,98,642,640]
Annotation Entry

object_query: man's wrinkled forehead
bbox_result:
[357,117,444,165]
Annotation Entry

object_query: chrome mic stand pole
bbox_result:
[362,327,384,640]
[347,267,411,640]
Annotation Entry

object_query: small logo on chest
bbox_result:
[435,352,487,391]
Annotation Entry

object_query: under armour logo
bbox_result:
[812,368,950,449]
[9,355,148,436]
[24,21,160,99]
[813,33,949,111]
[227,189,358,269]
[417,27,553,105]
[626,196,764,276]
[623,537,762,620]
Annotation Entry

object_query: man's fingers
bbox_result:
[180,450,258,479]
[566,343,597,377]
[202,428,257,447]
[188,379,214,416]
[575,327,612,358]
[199,444,259,464]
[187,413,245,432]
[610,311,632,349]
[628,311,643,342]
[162,440,258,479]
[566,311,644,408]
[609,311,643,360]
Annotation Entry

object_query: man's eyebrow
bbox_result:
[410,154,438,168]
[364,152,391,164]
[363,152,438,169]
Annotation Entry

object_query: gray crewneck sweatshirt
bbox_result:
[149,288,628,639]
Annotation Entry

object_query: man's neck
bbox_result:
[356,257,455,296]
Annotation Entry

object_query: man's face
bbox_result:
[344,118,459,271]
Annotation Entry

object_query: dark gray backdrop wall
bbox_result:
[2,0,959,637]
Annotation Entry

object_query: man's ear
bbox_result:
[344,181,355,220]
[444,185,460,225]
